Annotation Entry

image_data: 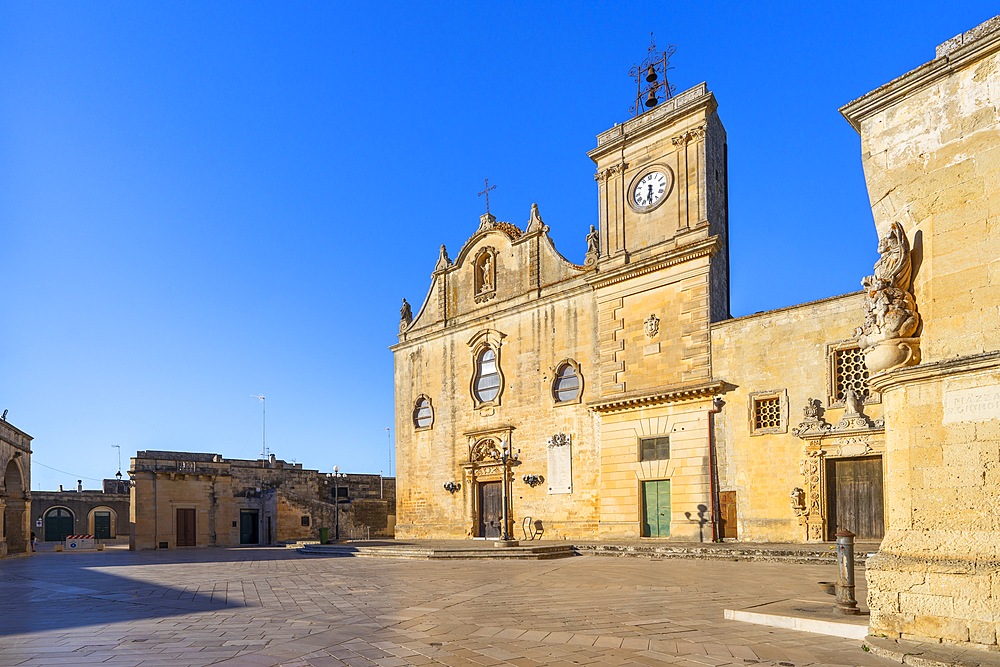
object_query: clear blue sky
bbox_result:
[3,3,996,490]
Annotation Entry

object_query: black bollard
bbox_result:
[835,528,860,615]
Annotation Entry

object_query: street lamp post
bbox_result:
[488,441,519,543]
[329,467,347,541]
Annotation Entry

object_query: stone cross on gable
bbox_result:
[478,178,496,214]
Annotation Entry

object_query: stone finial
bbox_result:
[434,244,451,271]
[854,221,921,372]
[477,212,497,233]
[526,203,546,233]
[584,225,600,267]
[399,298,413,331]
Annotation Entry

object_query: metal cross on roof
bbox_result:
[478,178,497,214]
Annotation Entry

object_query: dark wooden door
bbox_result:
[44,508,74,541]
[478,481,502,538]
[176,508,196,547]
[826,456,884,540]
[240,510,259,544]
[641,480,671,537]
[94,511,112,539]
[718,491,737,539]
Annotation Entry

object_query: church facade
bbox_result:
[392,79,888,545]
[394,17,1000,648]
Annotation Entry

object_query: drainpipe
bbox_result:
[707,397,725,542]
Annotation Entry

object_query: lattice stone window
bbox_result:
[749,389,788,436]
[827,341,878,406]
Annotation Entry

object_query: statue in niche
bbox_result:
[844,388,863,416]
[790,487,807,516]
[855,222,920,372]
[480,255,493,292]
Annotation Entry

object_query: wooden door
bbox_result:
[44,508,74,541]
[826,456,884,540]
[478,481,502,538]
[718,491,737,539]
[176,508,197,547]
[94,511,112,539]
[641,480,671,537]
[240,510,259,545]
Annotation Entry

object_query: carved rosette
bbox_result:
[854,222,921,373]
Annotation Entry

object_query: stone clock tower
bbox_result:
[586,82,731,539]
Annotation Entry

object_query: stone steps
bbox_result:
[297,542,576,560]
[577,542,870,565]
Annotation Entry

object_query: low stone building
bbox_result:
[0,418,32,556]
[32,479,131,543]
[129,451,395,550]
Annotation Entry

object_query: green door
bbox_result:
[44,508,75,541]
[94,511,112,539]
[642,480,671,537]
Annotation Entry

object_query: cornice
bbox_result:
[588,381,725,414]
[390,280,595,352]
[868,350,1000,392]
[587,236,719,290]
[589,83,716,161]
[840,25,1000,132]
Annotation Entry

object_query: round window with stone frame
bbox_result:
[413,395,434,430]
[627,164,674,214]
[551,359,584,405]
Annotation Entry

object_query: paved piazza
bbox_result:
[0,547,885,667]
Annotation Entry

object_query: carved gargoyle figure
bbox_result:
[400,298,412,327]
[855,221,921,372]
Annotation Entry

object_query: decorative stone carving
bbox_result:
[644,313,660,338]
[526,203,547,234]
[584,225,600,267]
[593,161,628,182]
[399,298,413,331]
[470,438,501,462]
[834,389,885,431]
[477,212,497,234]
[790,487,807,516]
[547,433,571,448]
[671,126,706,146]
[855,221,920,373]
[792,398,832,437]
[434,244,451,271]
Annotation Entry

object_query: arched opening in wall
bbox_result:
[3,459,28,553]
[44,507,75,542]
[88,506,117,539]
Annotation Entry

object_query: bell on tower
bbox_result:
[629,33,676,117]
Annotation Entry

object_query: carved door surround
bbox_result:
[461,426,516,538]
[792,400,885,542]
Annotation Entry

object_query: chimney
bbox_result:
[59,484,63,492]
[77,480,82,492]
[269,453,276,467]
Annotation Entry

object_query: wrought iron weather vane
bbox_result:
[629,33,677,117]
[478,178,496,214]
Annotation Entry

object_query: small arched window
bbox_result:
[552,361,582,403]
[413,395,433,430]
[474,347,501,403]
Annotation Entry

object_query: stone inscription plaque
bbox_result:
[547,433,572,494]
[943,385,1000,423]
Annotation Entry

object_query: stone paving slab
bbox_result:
[0,547,887,666]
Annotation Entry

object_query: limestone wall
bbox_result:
[842,15,1000,649]
[711,292,881,542]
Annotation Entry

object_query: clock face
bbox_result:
[632,171,669,209]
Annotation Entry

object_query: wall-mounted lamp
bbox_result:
[522,474,544,488]
[443,481,461,494]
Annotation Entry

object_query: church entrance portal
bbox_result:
[825,456,884,540]
[478,481,502,538]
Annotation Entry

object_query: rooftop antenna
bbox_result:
[252,395,267,464]
[629,33,676,117]
[384,427,392,477]
[112,444,121,477]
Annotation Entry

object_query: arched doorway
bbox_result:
[3,459,28,554]
[44,508,75,542]
[88,507,117,539]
